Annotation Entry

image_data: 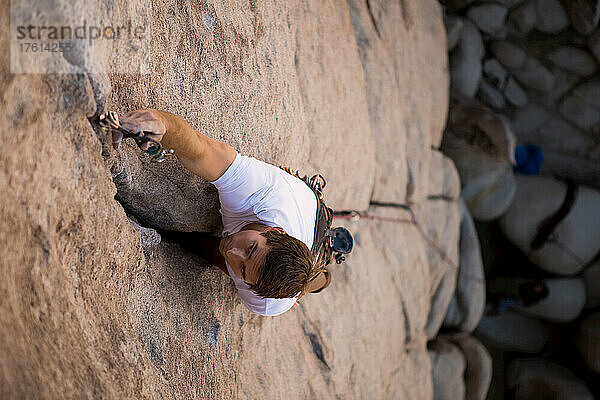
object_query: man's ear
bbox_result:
[265,226,285,234]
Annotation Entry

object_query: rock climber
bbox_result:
[111,108,352,316]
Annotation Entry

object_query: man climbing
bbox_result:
[112,109,346,316]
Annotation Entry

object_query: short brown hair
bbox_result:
[248,230,317,299]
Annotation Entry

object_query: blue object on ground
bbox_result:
[496,296,523,313]
[514,144,543,175]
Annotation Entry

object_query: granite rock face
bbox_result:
[109,0,376,232]
[348,0,449,204]
[443,202,486,333]
[1,0,452,399]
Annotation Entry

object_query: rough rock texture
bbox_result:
[443,201,485,333]
[110,0,377,232]
[415,200,461,339]
[348,0,449,204]
[1,0,452,399]
[428,150,461,200]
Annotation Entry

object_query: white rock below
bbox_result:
[429,338,466,400]
[499,175,600,275]
[450,19,485,98]
[475,311,548,353]
[583,259,600,308]
[507,358,594,400]
[443,201,485,333]
[575,312,600,375]
[547,46,598,77]
[517,278,586,323]
[467,3,508,34]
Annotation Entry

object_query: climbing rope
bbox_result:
[333,207,487,285]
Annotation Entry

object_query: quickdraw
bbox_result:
[96,111,175,163]
[279,167,327,200]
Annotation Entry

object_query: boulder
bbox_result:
[507,358,594,400]
[429,338,466,400]
[443,96,517,221]
[503,77,528,108]
[499,175,600,275]
[583,260,600,308]
[450,19,485,98]
[478,80,506,109]
[483,58,508,89]
[451,335,492,400]
[446,15,464,51]
[534,116,597,159]
[512,55,556,92]
[475,311,548,353]
[482,0,527,7]
[572,78,600,109]
[575,312,600,374]
[533,0,570,33]
[539,150,600,189]
[443,0,477,11]
[467,3,508,34]
[511,105,598,161]
[517,278,586,322]
[509,1,536,34]
[491,40,527,69]
[589,28,600,63]
[511,102,551,138]
[563,0,600,35]
[539,70,581,108]
[547,46,597,76]
[443,202,486,333]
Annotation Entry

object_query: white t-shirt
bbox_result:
[211,153,318,316]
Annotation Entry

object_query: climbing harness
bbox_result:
[279,168,354,268]
[279,168,354,297]
[96,111,175,163]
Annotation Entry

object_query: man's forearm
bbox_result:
[150,109,236,181]
[153,110,203,159]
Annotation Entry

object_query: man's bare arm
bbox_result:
[119,109,237,181]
